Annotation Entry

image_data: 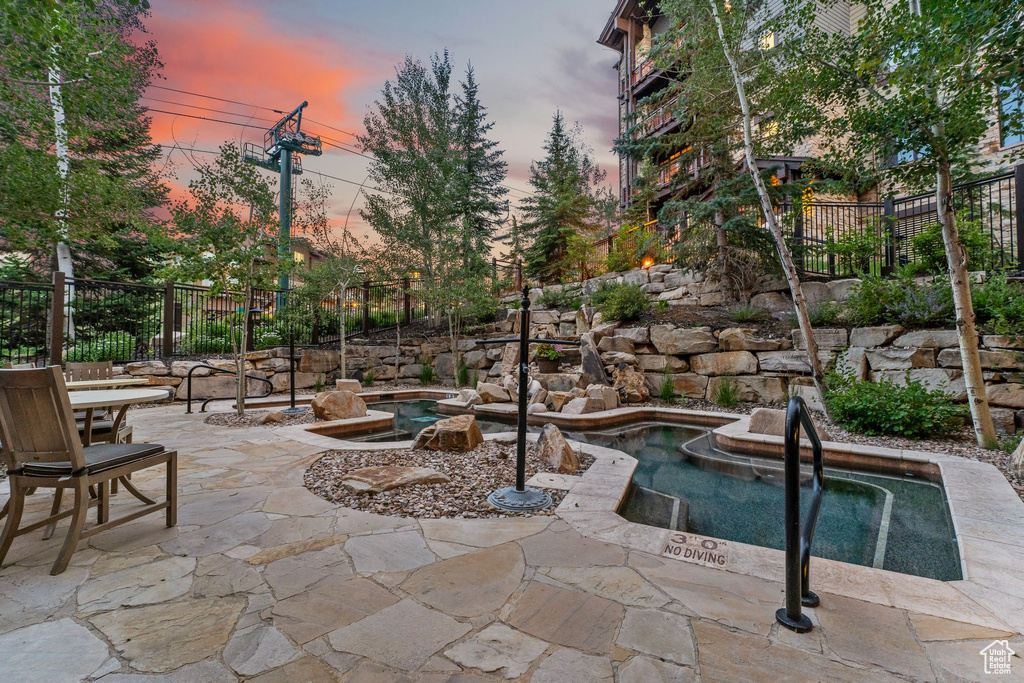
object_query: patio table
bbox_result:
[68,388,171,447]
[65,377,151,391]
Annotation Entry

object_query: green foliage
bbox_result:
[659,371,677,403]
[590,281,650,322]
[727,303,769,323]
[362,368,376,387]
[712,378,740,409]
[826,371,967,438]
[656,300,670,312]
[418,358,436,385]
[606,248,635,274]
[909,217,993,276]
[313,373,325,393]
[807,302,843,327]
[973,274,1024,337]
[521,111,606,282]
[532,343,564,361]
[180,319,236,355]
[817,224,888,277]
[536,288,581,311]
[844,271,954,328]
[456,359,469,387]
[64,331,135,362]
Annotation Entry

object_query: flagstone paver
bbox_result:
[270,575,399,644]
[0,404,1019,681]
[530,648,614,683]
[443,623,549,679]
[507,581,624,654]
[615,607,695,665]
[90,596,244,672]
[0,618,110,683]
[345,529,436,574]
[401,542,525,617]
[327,598,472,671]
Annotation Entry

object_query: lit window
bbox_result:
[292,251,305,264]
[1000,84,1023,147]
[760,30,775,50]
[760,119,779,138]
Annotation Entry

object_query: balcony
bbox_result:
[633,97,679,138]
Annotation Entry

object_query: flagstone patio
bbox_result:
[1,404,1021,682]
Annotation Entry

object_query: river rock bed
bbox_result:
[305,440,595,518]
[204,410,316,428]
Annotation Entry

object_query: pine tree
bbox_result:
[521,112,606,282]
[454,64,508,261]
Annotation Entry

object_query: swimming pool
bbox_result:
[361,399,962,581]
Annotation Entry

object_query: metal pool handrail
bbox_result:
[775,395,825,633]
[184,362,273,414]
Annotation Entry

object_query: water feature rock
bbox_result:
[536,424,579,474]
[613,364,650,403]
[311,390,367,421]
[342,466,451,493]
[478,383,511,404]
[412,414,484,452]
[748,407,831,441]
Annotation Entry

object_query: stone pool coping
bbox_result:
[274,389,1024,634]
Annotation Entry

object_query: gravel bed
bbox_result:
[204,410,316,428]
[305,440,595,519]
[0,463,6,481]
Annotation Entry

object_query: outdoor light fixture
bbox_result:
[642,257,654,268]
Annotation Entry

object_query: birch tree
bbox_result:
[662,0,832,410]
[775,0,1024,446]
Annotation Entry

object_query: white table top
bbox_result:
[68,388,170,409]
[65,377,150,390]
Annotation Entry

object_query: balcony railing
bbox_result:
[634,97,679,138]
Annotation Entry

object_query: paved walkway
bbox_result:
[0,405,1020,682]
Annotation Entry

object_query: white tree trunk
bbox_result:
[236,283,251,418]
[935,163,997,447]
[338,280,349,378]
[49,60,75,340]
[708,0,832,417]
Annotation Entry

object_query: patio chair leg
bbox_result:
[42,488,64,540]
[111,478,118,495]
[97,481,109,525]
[0,499,8,521]
[166,453,177,527]
[51,478,89,576]
[120,476,156,506]
[0,479,25,567]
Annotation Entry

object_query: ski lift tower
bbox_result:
[243,101,322,308]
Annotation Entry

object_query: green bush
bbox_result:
[362,368,376,387]
[418,358,436,385]
[659,371,677,403]
[590,281,650,322]
[536,288,582,311]
[606,248,636,274]
[456,359,469,387]
[808,301,843,326]
[909,217,993,275]
[728,303,769,323]
[973,274,1024,337]
[825,371,967,438]
[65,331,136,362]
[712,378,740,408]
[843,270,954,328]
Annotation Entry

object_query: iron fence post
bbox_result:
[793,203,805,274]
[49,271,65,367]
[403,277,411,324]
[882,198,897,276]
[162,281,174,359]
[362,280,371,336]
[1015,163,1024,272]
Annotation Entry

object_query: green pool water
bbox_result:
[362,400,962,581]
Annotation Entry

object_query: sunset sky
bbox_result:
[142,0,620,243]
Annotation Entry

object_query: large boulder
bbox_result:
[477,382,511,404]
[689,351,759,376]
[866,348,936,371]
[598,335,634,354]
[433,352,456,378]
[341,466,451,493]
[645,373,709,399]
[560,397,602,415]
[649,326,717,355]
[613,364,650,404]
[748,407,831,441]
[175,372,268,400]
[412,414,484,452]
[637,355,688,373]
[536,424,579,474]
[849,325,904,348]
[718,328,789,352]
[311,390,367,421]
[546,391,573,412]
[586,384,618,410]
[126,360,169,376]
[299,349,339,373]
[580,333,609,386]
[707,376,788,404]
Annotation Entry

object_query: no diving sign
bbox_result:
[662,532,729,568]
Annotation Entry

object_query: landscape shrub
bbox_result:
[728,303,769,323]
[972,273,1024,337]
[825,371,967,438]
[536,288,582,311]
[712,378,740,408]
[659,370,676,403]
[590,281,649,322]
[362,368,376,387]
[909,216,993,275]
[606,248,636,274]
[65,331,136,362]
[843,271,954,328]
[456,359,469,387]
[418,358,436,384]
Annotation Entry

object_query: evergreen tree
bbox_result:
[521,112,606,282]
[454,64,508,261]
[499,215,527,262]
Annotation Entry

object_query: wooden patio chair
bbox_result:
[0,367,177,575]
[64,361,132,445]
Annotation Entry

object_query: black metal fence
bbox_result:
[1,274,434,366]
